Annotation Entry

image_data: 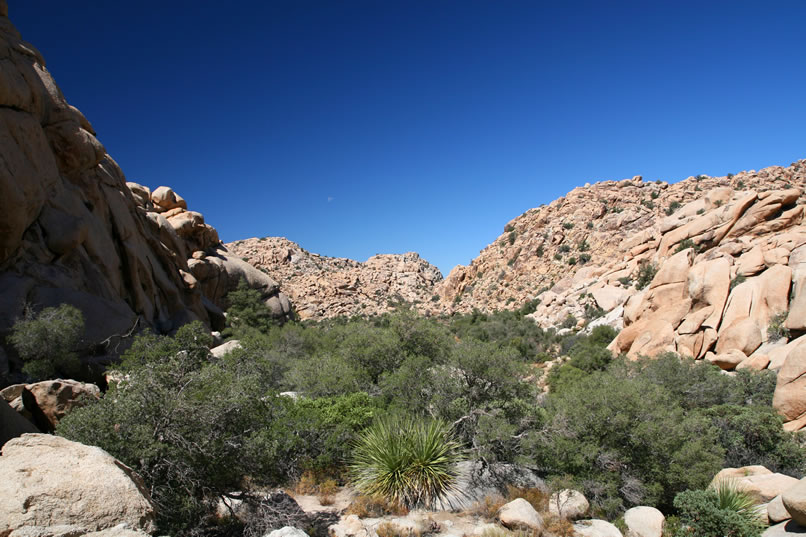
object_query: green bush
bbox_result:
[350,415,465,508]
[8,303,84,380]
[635,261,658,290]
[526,366,724,517]
[767,312,790,341]
[224,278,281,337]
[673,485,764,537]
[59,323,299,535]
[665,201,682,216]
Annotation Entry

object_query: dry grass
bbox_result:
[376,522,421,537]
[317,478,339,506]
[469,494,508,520]
[295,471,318,495]
[544,514,576,537]
[346,494,409,518]
[506,486,550,513]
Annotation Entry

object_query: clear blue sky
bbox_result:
[11,1,806,275]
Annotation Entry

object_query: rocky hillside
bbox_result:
[0,5,291,385]
[227,237,443,320]
[440,162,806,313]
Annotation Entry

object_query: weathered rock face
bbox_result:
[0,434,156,536]
[226,237,443,320]
[1,379,98,432]
[458,162,806,430]
[0,7,291,385]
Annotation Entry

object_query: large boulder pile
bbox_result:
[226,237,443,320]
[0,434,156,536]
[0,5,291,384]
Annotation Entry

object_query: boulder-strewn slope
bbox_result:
[440,162,806,314]
[479,161,806,431]
[0,4,291,384]
[226,237,443,320]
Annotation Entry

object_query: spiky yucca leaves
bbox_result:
[350,416,466,509]
[712,479,766,527]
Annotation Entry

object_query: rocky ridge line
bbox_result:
[226,237,443,320]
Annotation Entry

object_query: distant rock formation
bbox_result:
[226,237,443,320]
[0,5,291,385]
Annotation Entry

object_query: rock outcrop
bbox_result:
[0,6,291,384]
[1,379,99,432]
[0,434,156,536]
[226,237,443,320]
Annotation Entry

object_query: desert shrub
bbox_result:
[509,231,517,245]
[701,404,805,476]
[674,238,699,254]
[730,275,746,291]
[578,253,591,264]
[8,303,84,380]
[224,278,284,338]
[350,415,465,508]
[665,201,682,216]
[560,314,577,329]
[618,276,632,287]
[559,244,571,253]
[526,365,725,517]
[567,257,577,266]
[563,222,574,230]
[58,323,295,535]
[346,494,409,517]
[767,312,790,341]
[673,485,764,537]
[635,261,658,290]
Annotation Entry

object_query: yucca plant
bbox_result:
[712,479,766,527]
[350,415,466,509]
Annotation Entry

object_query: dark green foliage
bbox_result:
[577,240,590,252]
[578,253,591,264]
[528,366,725,517]
[536,244,545,257]
[767,312,790,341]
[666,200,682,216]
[635,261,658,290]
[730,274,746,291]
[586,222,594,229]
[674,238,700,254]
[59,323,287,534]
[509,230,517,245]
[651,190,660,199]
[8,303,84,380]
[673,487,764,537]
[559,244,571,253]
[567,257,577,265]
[563,222,574,230]
[224,278,280,338]
[531,353,806,517]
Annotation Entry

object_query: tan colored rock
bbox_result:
[624,506,664,537]
[751,264,792,339]
[592,286,630,312]
[21,379,100,432]
[768,495,792,524]
[0,434,156,535]
[783,477,806,526]
[738,246,767,276]
[549,489,589,520]
[715,317,762,356]
[498,498,544,532]
[713,466,773,482]
[783,415,806,433]
[609,317,675,359]
[687,257,731,329]
[150,185,187,212]
[706,349,747,370]
[573,520,623,537]
[737,353,771,371]
[786,243,806,331]
[774,343,806,421]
